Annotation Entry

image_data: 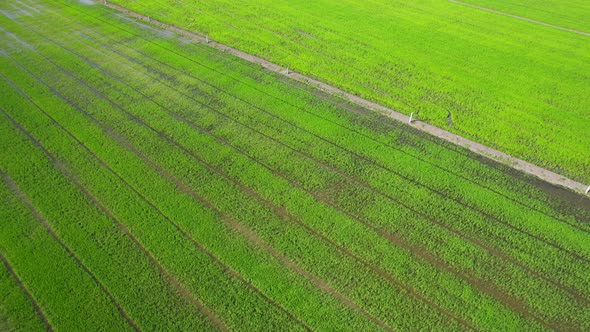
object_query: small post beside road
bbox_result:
[285,67,290,74]
[586,186,590,194]
[409,112,414,124]
[205,36,209,43]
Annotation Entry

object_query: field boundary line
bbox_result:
[102,1,589,195]
[0,252,53,331]
[448,0,590,37]
[0,103,228,331]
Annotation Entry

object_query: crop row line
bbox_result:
[0,68,312,331]
[12,26,550,328]
[0,246,53,331]
[0,166,140,331]
[0,105,228,331]
[1,47,390,330]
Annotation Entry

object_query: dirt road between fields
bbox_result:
[102,1,589,195]
[448,0,590,37]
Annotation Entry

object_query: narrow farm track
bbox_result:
[0,109,229,332]
[100,0,589,196]
[0,170,141,332]
[104,0,590,183]
[448,0,590,37]
[0,253,53,332]
[0,72,312,332]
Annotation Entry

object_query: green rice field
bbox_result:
[1,0,589,330]
[108,0,590,183]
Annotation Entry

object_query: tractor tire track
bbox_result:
[0,168,140,332]
[2,43,385,332]
[0,72,312,332]
[0,106,228,332]
[0,73,311,331]
[63,48,469,327]
[0,252,53,332]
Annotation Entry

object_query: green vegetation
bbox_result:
[109,0,590,183]
[0,0,589,330]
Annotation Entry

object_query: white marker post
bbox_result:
[286,68,290,74]
[586,185,590,194]
[409,112,414,124]
[205,36,209,43]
